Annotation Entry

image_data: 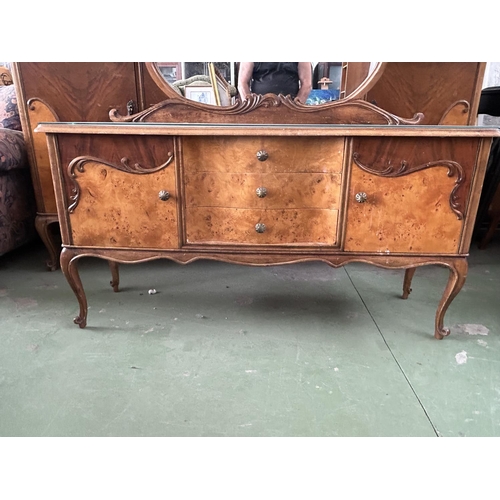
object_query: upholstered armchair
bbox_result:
[0,71,36,256]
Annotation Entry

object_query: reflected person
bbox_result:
[237,62,312,104]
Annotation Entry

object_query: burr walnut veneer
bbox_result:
[38,100,499,338]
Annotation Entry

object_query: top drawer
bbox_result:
[182,136,345,173]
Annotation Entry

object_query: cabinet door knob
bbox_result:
[355,192,368,203]
[255,223,266,233]
[256,150,269,161]
[256,187,267,198]
[158,190,170,201]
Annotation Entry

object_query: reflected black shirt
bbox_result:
[250,62,300,98]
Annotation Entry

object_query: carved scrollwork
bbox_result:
[352,152,465,219]
[438,100,471,125]
[67,153,174,213]
[109,95,424,126]
[27,97,60,121]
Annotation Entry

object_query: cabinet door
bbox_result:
[56,135,178,249]
[344,137,479,254]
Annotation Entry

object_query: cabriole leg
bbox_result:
[435,259,468,340]
[60,248,88,328]
[35,215,60,271]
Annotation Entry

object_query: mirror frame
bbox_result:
[144,62,388,105]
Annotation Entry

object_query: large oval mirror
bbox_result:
[146,62,386,107]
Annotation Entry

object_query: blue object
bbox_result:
[305,89,340,105]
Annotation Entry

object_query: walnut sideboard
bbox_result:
[13,62,487,270]
[37,113,499,339]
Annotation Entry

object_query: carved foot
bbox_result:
[434,327,451,340]
[434,259,468,340]
[35,215,60,271]
[60,247,88,328]
[74,315,87,329]
[109,261,120,292]
[402,268,416,299]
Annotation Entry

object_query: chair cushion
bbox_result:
[0,85,21,131]
[0,128,27,173]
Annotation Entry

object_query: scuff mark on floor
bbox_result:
[453,324,489,336]
[455,351,468,365]
[235,296,253,306]
[14,297,38,308]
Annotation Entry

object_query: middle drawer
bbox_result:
[184,172,342,209]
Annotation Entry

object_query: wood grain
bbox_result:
[26,99,58,213]
[184,172,342,209]
[185,207,339,246]
[366,62,485,125]
[69,161,178,249]
[182,136,345,173]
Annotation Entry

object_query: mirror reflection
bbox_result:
[155,62,380,107]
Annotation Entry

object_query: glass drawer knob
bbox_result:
[255,223,266,233]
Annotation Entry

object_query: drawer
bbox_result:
[184,172,342,209]
[182,136,344,173]
[185,208,339,246]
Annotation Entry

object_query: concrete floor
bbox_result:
[1,237,500,437]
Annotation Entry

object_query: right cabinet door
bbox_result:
[344,136,480,254]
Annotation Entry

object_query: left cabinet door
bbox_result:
[56,134,179,250]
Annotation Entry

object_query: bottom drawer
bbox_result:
[185,208,339,246]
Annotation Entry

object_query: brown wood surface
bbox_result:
[366,62,486,125]
[344,167,463,253]
[37,122,500,138]
[344,136,481,253]
[182,136,345,173]
[185,207,339,246]
[57,134,176,202]
[184,172,342,209]
[15,63,140,121]
[69,161,178,249]
[54,134,178,248]
[26,99,58,213]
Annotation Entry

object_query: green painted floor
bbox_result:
[1,237,500,437]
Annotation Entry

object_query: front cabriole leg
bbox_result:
[435,258,468,339]
[60,247,88,328]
